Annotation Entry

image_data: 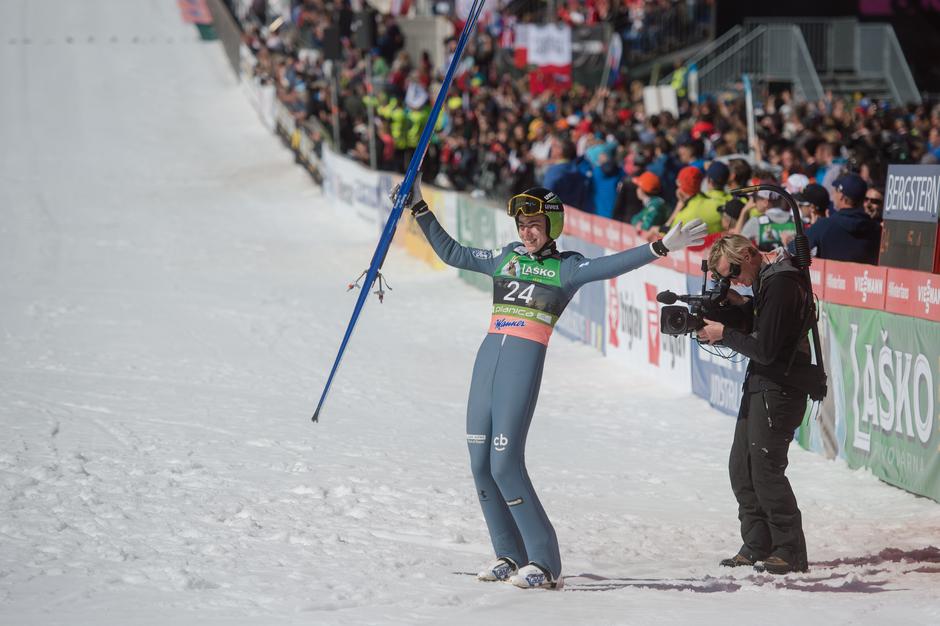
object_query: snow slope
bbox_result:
[1,2,938,625]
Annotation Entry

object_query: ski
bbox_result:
[311,0,489,423]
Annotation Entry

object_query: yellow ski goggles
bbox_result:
[507,194,551,217]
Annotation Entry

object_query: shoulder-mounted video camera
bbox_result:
[658,260,735,336]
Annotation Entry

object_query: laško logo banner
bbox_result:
[520,264,556,278]
[814,302,940,502]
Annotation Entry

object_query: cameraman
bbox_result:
[697,234,816,575]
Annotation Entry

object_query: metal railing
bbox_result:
[660,25,742,85]
[693,24,824,102]
[858,24,922,105]
[743,18,921,105]
[784,25,826,102]
[744,17,859,76]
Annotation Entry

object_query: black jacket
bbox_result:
[720,257,815,391]
[805,207,881,265]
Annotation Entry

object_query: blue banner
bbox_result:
[687,274,748,416]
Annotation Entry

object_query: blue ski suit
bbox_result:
[416,209,657,578]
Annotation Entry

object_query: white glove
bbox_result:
[661,218,707,251]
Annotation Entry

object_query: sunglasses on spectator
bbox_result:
[863,196,883,205]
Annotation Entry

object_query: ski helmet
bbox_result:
[507,187,565,240]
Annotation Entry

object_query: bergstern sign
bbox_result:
[884,164,940,223]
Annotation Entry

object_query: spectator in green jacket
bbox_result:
[663,166,724,234]
[630,171,669,232]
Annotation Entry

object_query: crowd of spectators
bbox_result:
[236,0,939,267]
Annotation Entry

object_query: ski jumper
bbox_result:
[416,210,656,578]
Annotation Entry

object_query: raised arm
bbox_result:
[392,177,503,275]
[414,208,503,274]
[564,219,708,290]
[562,244,657,289]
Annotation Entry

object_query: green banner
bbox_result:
[798,303,940,503]
[456,196,499,292]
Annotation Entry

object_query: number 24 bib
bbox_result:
[489,253,571,345]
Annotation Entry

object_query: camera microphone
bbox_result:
[656,291,678,304]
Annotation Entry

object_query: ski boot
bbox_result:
[509,563,563,589]
[476,557,518,582]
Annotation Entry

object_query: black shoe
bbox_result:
[754,555,807,575]
[719,553,755,568]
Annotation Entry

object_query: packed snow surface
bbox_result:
[1,2,938,624]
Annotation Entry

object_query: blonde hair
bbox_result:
[708,234,757,272]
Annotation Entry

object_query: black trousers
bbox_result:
[729,374,808,569]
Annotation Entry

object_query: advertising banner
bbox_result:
[606,263,692,391]
[685,244,709,278]
[599,217,622,251]
[883,164,940,223]
[794,305,839,460]
[566,207,595,243]
[178,0,212,24]
[884,267,940,323]
[455,196,499,292]
[621,222,641,250]
[880,164,940,272]
[683,232,724,277]
[823,260,887,310]
[809,303,940,503]
[398,186,458,274]
[653,247,688,274]
[687,273,748,415]
[555,235,606,353]
[321,147,386,230]
[808,258,826,300]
